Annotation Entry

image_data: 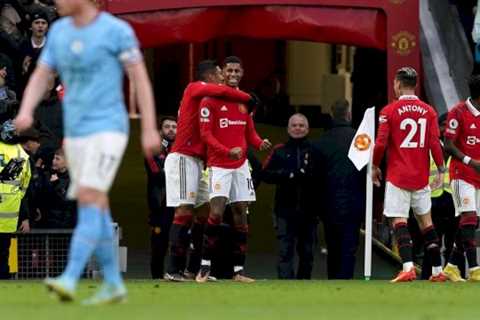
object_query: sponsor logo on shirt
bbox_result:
[219,118,247,128]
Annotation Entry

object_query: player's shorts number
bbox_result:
[400,118,426,148]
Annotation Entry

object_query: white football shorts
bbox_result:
[209,160,255,203]
[451,179,480,216]
[64,132,128,199]
[383,181,431,218]
[165,152,209,207]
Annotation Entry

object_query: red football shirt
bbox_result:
[199,96,264,168]
[444,99,480,188]
[171,81,251,159]
[373,95,444,190]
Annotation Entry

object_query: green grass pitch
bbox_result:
[0,280,478,320]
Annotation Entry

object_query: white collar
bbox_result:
[398,95,418,100]
[31,36,46,49]
[466,98,480,117]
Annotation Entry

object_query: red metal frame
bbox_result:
[101,0,420,102]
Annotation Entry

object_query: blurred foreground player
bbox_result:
[14,0,161,304]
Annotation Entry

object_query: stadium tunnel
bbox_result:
[97,0,472,278]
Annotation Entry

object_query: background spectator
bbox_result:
[145,116,176,279]
[263,113,318,279]
[313,99,365,279]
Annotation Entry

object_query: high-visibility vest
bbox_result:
[429,155,451,198]
[0,142,31,233]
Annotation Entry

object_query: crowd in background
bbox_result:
[0,0,74,231]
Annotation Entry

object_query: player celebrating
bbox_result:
[372,67,447,282]
[14,0,161,304]
[196,56,271,283]
[164,60,257,281]
[442,75,480,282]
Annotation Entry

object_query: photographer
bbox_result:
[262,113,317,279]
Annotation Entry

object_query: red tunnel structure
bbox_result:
[99,0,420,102]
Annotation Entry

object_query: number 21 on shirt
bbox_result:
[400,118,427,148]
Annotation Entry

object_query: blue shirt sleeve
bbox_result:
[116,21,142,65]
[38,23,59,70]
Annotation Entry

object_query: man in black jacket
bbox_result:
[263,113,317,279]
[313,99,365,279]
[145,116,176,279]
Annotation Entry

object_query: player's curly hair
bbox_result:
[395,67,417,88]
[468,74,480,100]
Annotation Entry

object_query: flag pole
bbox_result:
[364,150,373,280]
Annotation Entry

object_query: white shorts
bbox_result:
[64,132,128,199]
[451,179,480,217]
[209,160,255,203]
[165,152,209,207]
[383,182,431,218]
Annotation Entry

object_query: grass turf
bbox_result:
[0,280,478,320]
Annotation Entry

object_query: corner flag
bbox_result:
[348,107,375,170]
[348,107,375,280]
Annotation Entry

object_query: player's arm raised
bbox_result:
[15,64,53,132]
[190,82,251,103]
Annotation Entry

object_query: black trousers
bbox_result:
[0,233,11,279]
[150,208,174,279]
[275,214,318,279]
[323,218,361,279]
[421,193,465,279]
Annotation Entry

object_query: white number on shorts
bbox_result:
[400,118,427,148]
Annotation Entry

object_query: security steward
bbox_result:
[313,99,365,279]
[0,120,31,279]
[263,113,317,279]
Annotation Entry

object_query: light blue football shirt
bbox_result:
[39,12,142,137]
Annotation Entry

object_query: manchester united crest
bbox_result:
[391,31,416,56]
[354,134,372,151]
[238,104,248,114]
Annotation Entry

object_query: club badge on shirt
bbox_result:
[238,104,247,114]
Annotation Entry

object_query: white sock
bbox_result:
[403,262,414,272]
[432,266,442,276]
[234,266,244,274]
